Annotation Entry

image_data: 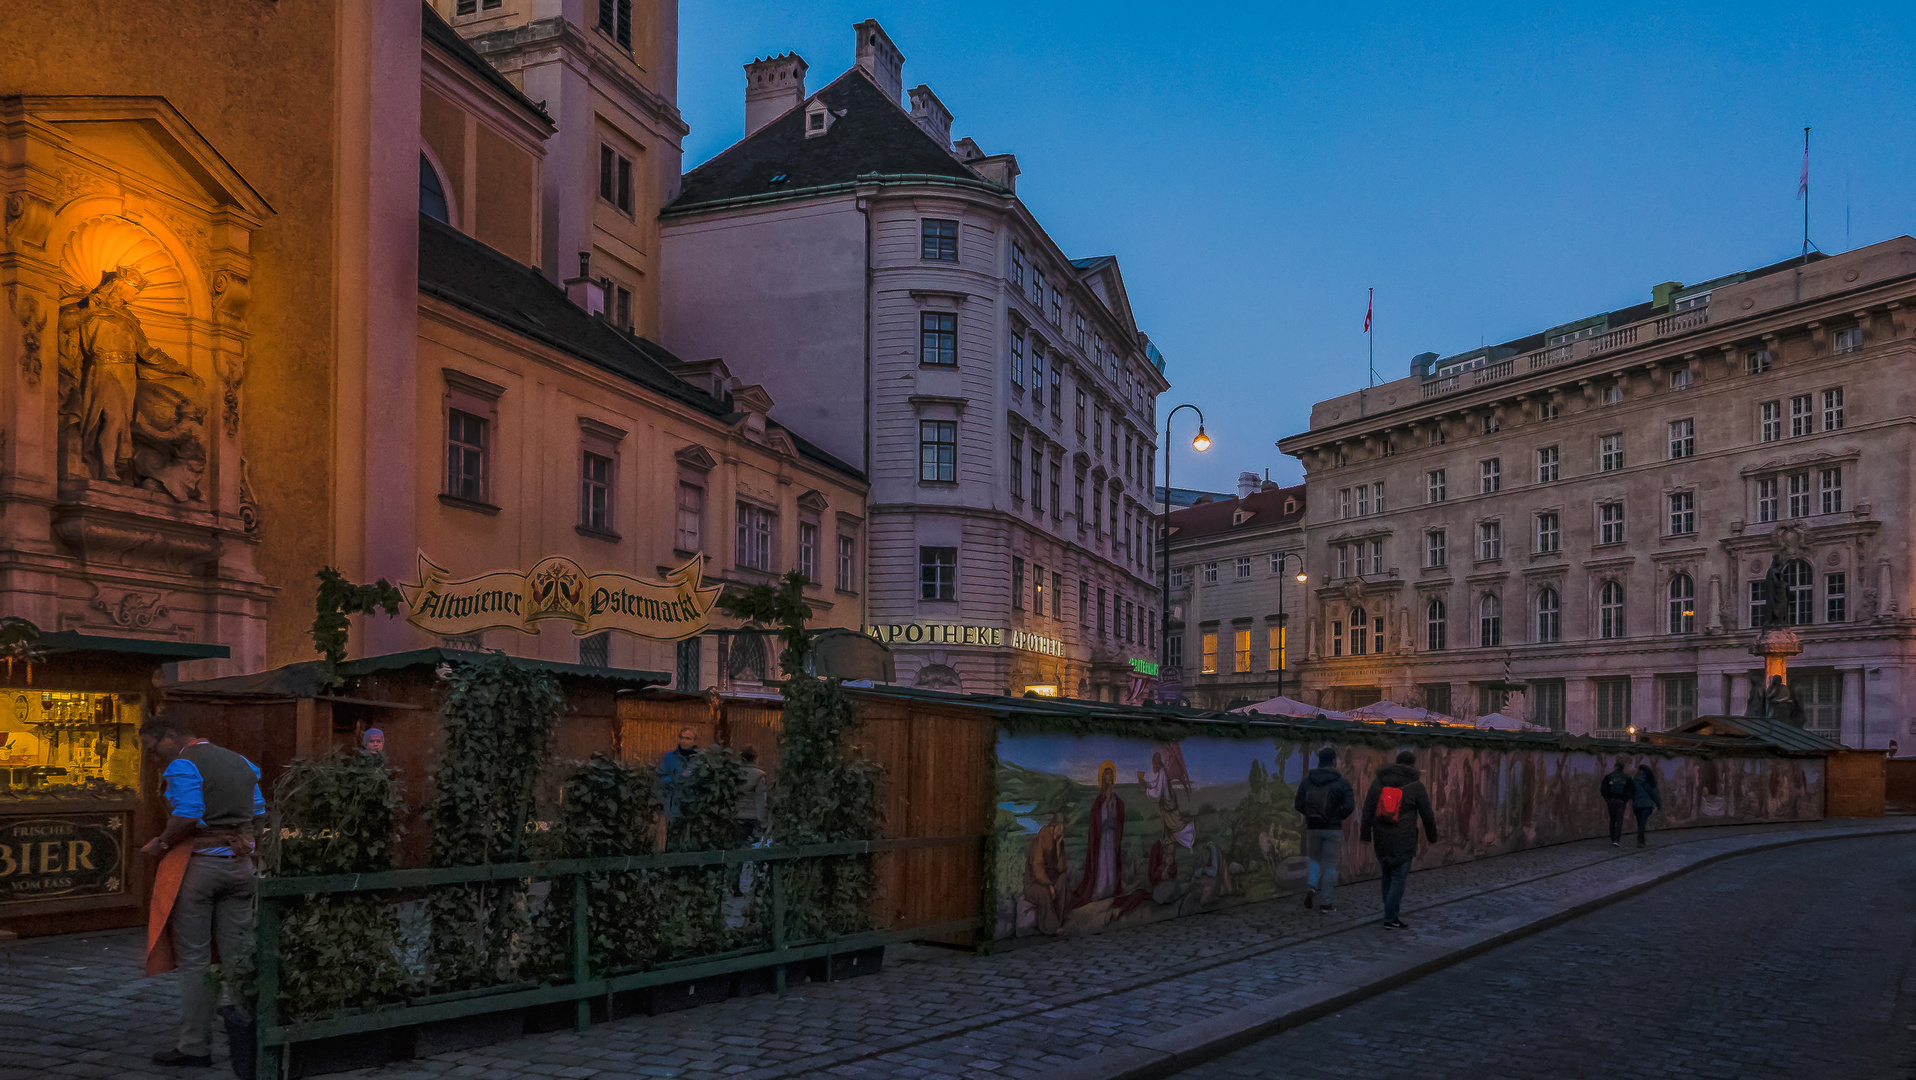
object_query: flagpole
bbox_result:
[1368,287,1376,388]
[1802,127,1811,258]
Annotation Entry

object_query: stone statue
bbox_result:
[58,266,207,501]
[1763,675,1806,727]
[1759,553,1791,628]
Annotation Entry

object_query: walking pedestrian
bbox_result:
[1360,749,1438,930]
[1631,762,1661,847]
[657,726,700,848]
[1293,747,1355,914]
[138,715,264,1068]
[735,745,767,845]
[1600,756,1633,847]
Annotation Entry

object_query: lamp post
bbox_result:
[1160,404,1209,697]
[1271,552,1307,700]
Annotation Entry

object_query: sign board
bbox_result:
[1158,665,1184,703]
[1128,657,1161,676]
[400,554,721,642]
[864,623,1065,657]
[0,812,127,907]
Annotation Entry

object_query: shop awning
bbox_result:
[169,648,668,701]
[38,630,229,663]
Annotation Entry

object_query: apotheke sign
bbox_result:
[865,623,1065,657]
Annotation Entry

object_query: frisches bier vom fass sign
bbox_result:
[399,553,722,641]
[863,622,1065,657]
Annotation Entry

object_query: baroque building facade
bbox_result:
[1163,476,1307,710]
[1277,238,1916,749]
[659,21,1169,701]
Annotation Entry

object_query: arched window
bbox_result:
[1349,606,1369,656]
[1668,574,1696,634]
[1426,598,1447,651]
[420,152,450,223]
[1599,580,1626,638]
[1478,594,1501,647]
[1535,587,1561,643]
[1783,559,1814,625]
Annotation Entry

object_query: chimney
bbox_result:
[853,18,904,103]
[972,153,1019,193]
[907,84,952,148]
[1237,472,1260,499]
[563,250,606,317]
[744,53,808,136]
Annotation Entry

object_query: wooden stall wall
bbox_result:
[1824,749,1887,817]
[858,697,995,943]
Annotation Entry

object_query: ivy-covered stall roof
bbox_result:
[169,649,669,701]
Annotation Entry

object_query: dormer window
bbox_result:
[804,100,835,138]
[809,113,825,131]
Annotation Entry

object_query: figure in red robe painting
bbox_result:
[1072,761,1125,907]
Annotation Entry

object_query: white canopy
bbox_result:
[1234,695,1350,720]
[1473,711,1551,732]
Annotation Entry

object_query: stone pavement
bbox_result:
[1174,832,1916,1080]
[2,818,1909,1080]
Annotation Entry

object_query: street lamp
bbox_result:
[1160,404,1209,698]
[1271,552,1306,700]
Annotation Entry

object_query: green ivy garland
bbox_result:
[310,568,404,686]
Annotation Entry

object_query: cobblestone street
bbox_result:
[1176,832,1916,1080]
[2,820,1909,1080]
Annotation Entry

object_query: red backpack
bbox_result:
[1376,785,1404,823]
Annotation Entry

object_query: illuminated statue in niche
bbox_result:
[58,266,207,501]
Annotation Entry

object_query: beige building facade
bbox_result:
[1278,238,1916,750]
[1164,476,1307,710]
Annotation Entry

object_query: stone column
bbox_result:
[1840,667,1865,748]
[1631,675,1657,734]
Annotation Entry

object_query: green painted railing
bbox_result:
[253,835,985,1080]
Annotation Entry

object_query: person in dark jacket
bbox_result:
[1630,763,1662,847]
[1599,757,1634,847]
[1360,750,1439,929]
[1293,747,1356,913]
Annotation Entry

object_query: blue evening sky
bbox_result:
[680,2,1916,492]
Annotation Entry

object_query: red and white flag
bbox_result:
[1363,289,1373,333]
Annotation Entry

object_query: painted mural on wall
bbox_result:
[992,727,1826,943]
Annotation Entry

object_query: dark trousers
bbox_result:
[1606,799,1627,843]
[1378,855,1412,923]
[1633,806,1653,844]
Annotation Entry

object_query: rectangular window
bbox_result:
[1098,587,1108,636]
[1478,520,1502,561]
[1052,571,1063,618]
[1079,583,1089,627]
[1355,484,1371,517]
[1012,557,1025,610]
[1010,332,1024,387]
[1746,348,1773,374]
[1050,366,1062,419]
[1668,418,1694,459]
[1050,461,1062,518]
[1031,452,1044,514]
[735,503,774,571]
[798,522,819,582]
[1428,469,1446,503]
[1201,632,1218,674]
[1331,620,1344,657]
[1234,556,1252,579]
[1670,366,1693,390]
[675,481,704,552]
[1604,384,1624,406]
[1031,267,1045,306]
[1537,446,1559,483]
[1661,675,1697,730]
[1757,477,1778,523]
[1031,350,1044,409]
[1203,561,1219,583]
[1823,387,1845,431]
[1787,471,1811,518]
[1594,676,1631,730]
[1234,630,1252,673]
[1749,579,1766,628]
[1599,501,1625,545]
[1426,530,1447,568]
[614,285,632,331]
[1350,616,1368,656]
[1820,467,1843,514]
[1009,436,1023,499]
[1480,458,1501,493]
[1531,679,1566,732]
[1075,472,1086,530]
[1790,394,1813,437]
[920,420,957,482]
[1092,407,1103,451]
[1372,481,1385,513]
[920,218,959,261]
[1421,683,1454,718]
[1667,491,1695,535]
[1835,326,1864,354]
[1010,243,1025,287]
[836,534,855,591]
[1075,390,1087,434]
[1801,672,1842,736]
[1049,287,1061,325]
[446,408,489,502]
[1826,572,1847,623]
[580,450,612,532]
[1168,633,1184,670]
[1339,488,1352,519]
[1368,539,1383,576]
[1268,626,1286,671]
[598,145,633,213]
[1335,544,1350,578]
[920,312,957,365]
[1760,400,1781,442]
[919,546,957,601]
[1171,565,1186,589]
[1535,511,1560,553]
[1599,433,1623,472]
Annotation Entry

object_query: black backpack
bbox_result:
[1302,777,1336,822]
[1602,772,1632,800]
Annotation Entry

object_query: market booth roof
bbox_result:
[167,648,670,702]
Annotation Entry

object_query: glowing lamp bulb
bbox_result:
[1295,573,1308,583]
[1191,426,1211,452]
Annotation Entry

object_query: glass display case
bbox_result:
[0,690,144,800]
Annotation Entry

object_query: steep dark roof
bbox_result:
[416,215,864,481]
[422,3,552,126]
[671,68,983,209]
[1168,484,1306,544]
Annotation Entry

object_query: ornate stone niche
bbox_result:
[1,97,273,668]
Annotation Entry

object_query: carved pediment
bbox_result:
[797,489,829,514]
[731,382,775,416]
[6,97,274,222]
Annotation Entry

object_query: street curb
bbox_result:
[1044,822,1916,1080]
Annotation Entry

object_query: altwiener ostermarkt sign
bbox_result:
[400,554,722,641]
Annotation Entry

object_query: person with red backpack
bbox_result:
[1360,749,1439,930]
[1293,747,1356,913]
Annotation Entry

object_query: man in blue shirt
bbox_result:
[139,714,264,1068]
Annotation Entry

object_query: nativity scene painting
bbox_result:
[993,732,1316,942]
